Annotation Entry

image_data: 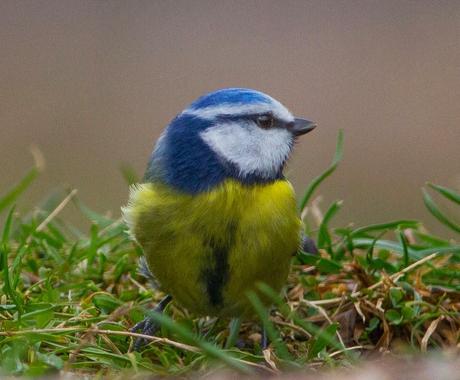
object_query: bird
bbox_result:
[122,88,316,349]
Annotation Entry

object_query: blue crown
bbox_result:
[189,88,272,110]
[144,88,286,194]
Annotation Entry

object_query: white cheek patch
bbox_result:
[200,122,293,178]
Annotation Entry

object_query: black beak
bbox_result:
[289,118,317,137]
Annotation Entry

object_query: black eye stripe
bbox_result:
[215,112,283,129]
[255,114,274,128]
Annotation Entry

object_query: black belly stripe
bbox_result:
[202,222,236,307]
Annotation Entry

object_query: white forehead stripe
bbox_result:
[199,121,293,178]
[184,101,294,122]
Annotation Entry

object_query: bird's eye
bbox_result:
[256,114,274,129]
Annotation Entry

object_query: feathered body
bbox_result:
[123,88,315,318]
[124,179,300,317]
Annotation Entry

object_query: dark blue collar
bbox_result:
[144,115,283,194]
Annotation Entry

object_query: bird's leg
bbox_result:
[225,317,242,349]
[261,327,270,350]
[131,294,172,350]
[301,232,319,255]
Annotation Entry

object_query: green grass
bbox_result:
[0,132,459,377]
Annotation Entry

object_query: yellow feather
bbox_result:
[123,179,301,317]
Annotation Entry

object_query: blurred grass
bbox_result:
[0,131,459,377]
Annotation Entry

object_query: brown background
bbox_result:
[1,1,459,234]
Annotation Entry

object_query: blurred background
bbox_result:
[1,0,459,234]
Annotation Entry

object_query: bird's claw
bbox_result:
[130,295,172,351]
[131,316,160,351]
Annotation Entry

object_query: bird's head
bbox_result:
[145,88,316,193]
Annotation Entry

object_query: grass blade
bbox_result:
[299,129,343,212]
[146,311,253,374]
[225,318,241,349]
[398,230,410,268]
[413,231,450,247]
[350,220,419,237]
[256,283,345,355]
[366,230,387,266]
[308,323,339,359]
[0,167,39,214]
[317,200,343,255]
[353,238,460,259]
[422,189,460,234]
[72,197,113,228]
[246,290,293,361]
[1,207,15,245]
[1,207,24,314]
[428,183,460,205]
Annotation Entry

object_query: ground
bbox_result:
[0,134,459,377]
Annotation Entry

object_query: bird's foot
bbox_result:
[131,316,161,350]
[131,294,172,351]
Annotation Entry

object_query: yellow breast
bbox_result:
[123,179,301,317]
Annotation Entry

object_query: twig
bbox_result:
[273,319,312,338]
[128,274,149,293]
[0,327,84,335]
[329,345,364,358]
[0,327,270,371]
[36,189,78,232]
[309,252,439,306]
[302,299,346,348]
[0,326,199,352]
[98,217,123,236]
[96,329,201,352]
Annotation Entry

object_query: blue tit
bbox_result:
[123,88,316,347]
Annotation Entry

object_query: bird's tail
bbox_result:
[138,256,159,289]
